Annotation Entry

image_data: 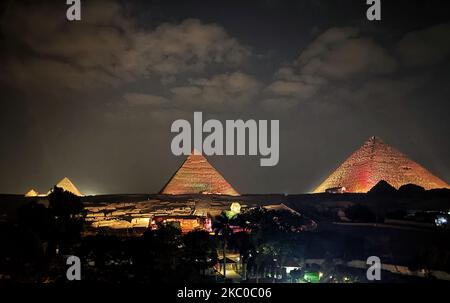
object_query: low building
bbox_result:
[150,215,212,233]
[326,187,347,194]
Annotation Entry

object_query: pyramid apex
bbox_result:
[365,136,388,148]
[368,136,382,142]
[190,148,202,156]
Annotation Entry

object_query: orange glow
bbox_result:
[314,136,449,193]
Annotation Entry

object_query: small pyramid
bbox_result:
[49,177,83,196]
[25,188,39,197]
[314,136,449,193]
[161,152,239,196]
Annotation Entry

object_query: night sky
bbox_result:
[0,0,449,195]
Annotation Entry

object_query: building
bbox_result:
[325,187,347,194]
[150,215,212,234]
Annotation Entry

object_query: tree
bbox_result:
[48,186,83,219]
[290,268,303,283]
[398,183,425,197]
[345,204,376,223]
[368,180,397,195]
[17,201,55,243]
[183,230,218,277]
[47,186,84,254]
[229,231,253,280]
[131,223,184,282]
[213,212,234,278]
[232,207,307,282]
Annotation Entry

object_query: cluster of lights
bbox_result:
[435,216,448,227]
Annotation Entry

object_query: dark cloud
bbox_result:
[123,93,170,107]
[1,1,251,93]
[398,22,450,66]
[296,28,398,78]
[0,0,449,194]
[171,72,261,110]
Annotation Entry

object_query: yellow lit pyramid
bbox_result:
[25,188,39,197]
[48,177,83,196]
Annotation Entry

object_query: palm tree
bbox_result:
[183,230,218,277]
[229,231,253,280]
[213,212,233,279]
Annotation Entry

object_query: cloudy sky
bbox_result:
[0,0,449,194]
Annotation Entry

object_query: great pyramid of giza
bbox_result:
[48,177,83,196]
[161,152,239,196]
[314,136,449,193]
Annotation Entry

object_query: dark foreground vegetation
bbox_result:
[0,182,449,283]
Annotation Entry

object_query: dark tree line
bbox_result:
[213,207,308,282]
[0,187,84,282]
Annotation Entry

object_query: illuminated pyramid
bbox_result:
[25,188,39,197]
[48,177,83,196]
[314,136,449,193]
[161,152,239,196]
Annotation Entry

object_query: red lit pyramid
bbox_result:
[314,136,449,193]
[161,152,239,196]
